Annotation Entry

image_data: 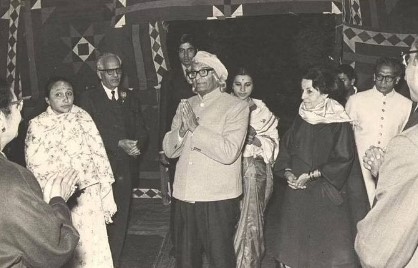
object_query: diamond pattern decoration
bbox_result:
[72,37,95,62]
[372,33,386,44]
[31,0,42,10]
[350,0,362,26]
[343,24,418,53]
[344,27,356,40]
[149,22,168,88]
[358,31,371,42]
[207,5,243,20]
[62,25,104,73]
[331,2,342,15]
[114,14,125,28]
[5,1,22,90]
[387,35,402,45]
[132,188,162,199]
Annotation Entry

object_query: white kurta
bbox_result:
[346,87,412,205]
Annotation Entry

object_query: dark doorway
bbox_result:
[166,14,338,135]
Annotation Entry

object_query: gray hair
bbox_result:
[96,53,122,70]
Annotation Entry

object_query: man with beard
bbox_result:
[355,40,418,267]
[80,52,148,267]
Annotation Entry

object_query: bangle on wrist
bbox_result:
[308,169,321,181]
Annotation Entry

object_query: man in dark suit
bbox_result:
[80,52,148,267]
[159,33,197,160]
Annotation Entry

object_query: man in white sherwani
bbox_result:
[346,57,412,206]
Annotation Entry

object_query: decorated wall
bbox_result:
[1,0,416,193]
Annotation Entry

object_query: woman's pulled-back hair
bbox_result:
[302,66,343,98]
[45,76,73,98]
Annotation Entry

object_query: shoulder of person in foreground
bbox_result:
[0,159,79,268]
[355,126,418,268]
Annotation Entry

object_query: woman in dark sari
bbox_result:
[270,67,369,268]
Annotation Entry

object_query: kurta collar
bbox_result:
[45,105,73,117]
[371,86,395,98]
[197,87,222,101]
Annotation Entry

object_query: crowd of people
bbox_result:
[1,32,418,268]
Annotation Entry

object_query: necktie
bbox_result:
[111,90,116,101]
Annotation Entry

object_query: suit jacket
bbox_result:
[163,88,249,202]
[159,67,195,149]
[0,154,79,268]
[404,102,418,131]
[79,85,148,177]
[355,124,418,268]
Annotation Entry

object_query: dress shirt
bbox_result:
[102,83,119,100]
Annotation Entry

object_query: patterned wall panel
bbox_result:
[342,24,417,89]
[5,0,21,90]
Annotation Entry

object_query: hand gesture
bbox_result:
[294,173,309,189]
[119,139,141,156]
[159,151,170,166]
[181,101,199,132]
[285,170,298,189]
[246,126,257,145]
[363,146,385,177]
[43,168,79,203]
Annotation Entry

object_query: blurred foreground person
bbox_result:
[355,39,418,268]
[0,78,80,267]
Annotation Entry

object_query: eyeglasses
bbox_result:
[375,74,397,82]
[186,68,214,79]
[98,68,123,76]
[401,50,418,66]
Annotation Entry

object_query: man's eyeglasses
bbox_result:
[375,74,397,82]
[98,68,123,76]
[401,50,418,66]
[186,68,214,79]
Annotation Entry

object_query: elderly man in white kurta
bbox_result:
[163,51,249,268]
[346,57,412,206]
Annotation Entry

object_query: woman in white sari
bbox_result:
[232,68,279,268]
[25,77,116,268]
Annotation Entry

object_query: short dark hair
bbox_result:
[337,64,356,80]
[45,76,73,98]
[375,57,402,77]
[0,78,12,115]
[178,33,197,51]
[302,67,340,95]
